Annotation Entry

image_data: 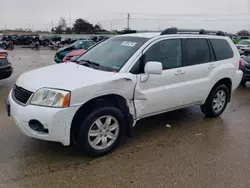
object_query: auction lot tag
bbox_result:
[121,41,137,47]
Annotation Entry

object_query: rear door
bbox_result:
[180,38,216,105]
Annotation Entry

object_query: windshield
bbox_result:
[238,40,250,45]
[73,40,85,49]
[77,36,149,71]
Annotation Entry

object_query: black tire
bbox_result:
[75,106,125,157]
[240,80,247,86]
[201,84,229,117]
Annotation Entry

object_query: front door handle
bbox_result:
[208,64,216,70]
[174,70,185,76]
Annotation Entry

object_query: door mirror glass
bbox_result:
[144,61,163,75]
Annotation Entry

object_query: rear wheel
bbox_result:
[75,106,124,157]
[201,84,229,117]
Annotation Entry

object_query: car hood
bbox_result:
[236,44,248,48]
[57,45,75,53]
[16,63,118,92]
[66,49,86,57]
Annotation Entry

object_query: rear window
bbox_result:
[209,39,233,60]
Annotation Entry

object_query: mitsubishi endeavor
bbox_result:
[6,28,243,157]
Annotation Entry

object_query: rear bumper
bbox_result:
[0,66,13,79]
[232,70,243,90]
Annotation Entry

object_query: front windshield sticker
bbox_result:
[121,41,137,47]
[112,65,120,69]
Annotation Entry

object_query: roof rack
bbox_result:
[160,27,225,36]
[119,29,137,35]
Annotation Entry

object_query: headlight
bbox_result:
[30,88,70,108]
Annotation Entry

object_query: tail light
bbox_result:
[0,53,7,59]
[239,59,243,70]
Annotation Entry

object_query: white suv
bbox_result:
[6,28,242,157]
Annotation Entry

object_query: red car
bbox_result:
[62,49,87,62]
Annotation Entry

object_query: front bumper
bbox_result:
[54,54,62,63]
[241,66,250,81]
[7,90,80,146]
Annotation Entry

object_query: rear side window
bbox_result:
[209,39,233,60]
[182,39,210,66]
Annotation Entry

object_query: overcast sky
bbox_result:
[0,0,249,33]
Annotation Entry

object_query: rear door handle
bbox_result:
[174,70,185,76]
[208,64,216,70]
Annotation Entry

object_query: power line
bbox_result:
[129,12,250,17]
[130,17,250,22]
[99,11,250,17]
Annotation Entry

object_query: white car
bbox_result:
[6,28,242,157]
[236,39,250,55]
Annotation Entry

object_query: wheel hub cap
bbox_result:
[212,90,226,113]
[88,115,119,150]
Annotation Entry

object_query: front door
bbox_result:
[134,38,186,119]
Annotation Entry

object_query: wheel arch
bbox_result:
[206,77,232,103]
[70,94,134,142]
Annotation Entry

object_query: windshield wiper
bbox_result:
[78,59,100,69]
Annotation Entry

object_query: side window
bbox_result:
[182,38,210,66]
[209,39,233,60]
[130,59,141,74]
[144,39,182,70]
[207,40,216,62]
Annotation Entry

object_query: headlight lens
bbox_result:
[30,88,70,108]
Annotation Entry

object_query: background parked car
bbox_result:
[236,40,250,55]
[62,49,86,62]
[240,56,250,85]
[54,39,96,63]
[0,50,13,80]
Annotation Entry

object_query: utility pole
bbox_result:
[51,21,54,31]
[248,0,250,32]
[127,13,130,30]
[110,21,113,31]
[69,12,72,28]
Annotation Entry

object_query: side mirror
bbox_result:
[144,61,163,75]
[140,61,163,82]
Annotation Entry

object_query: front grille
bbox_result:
[12,85,33,104]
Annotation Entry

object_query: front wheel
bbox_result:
[75,106,124,157]
[201,84,229,117]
